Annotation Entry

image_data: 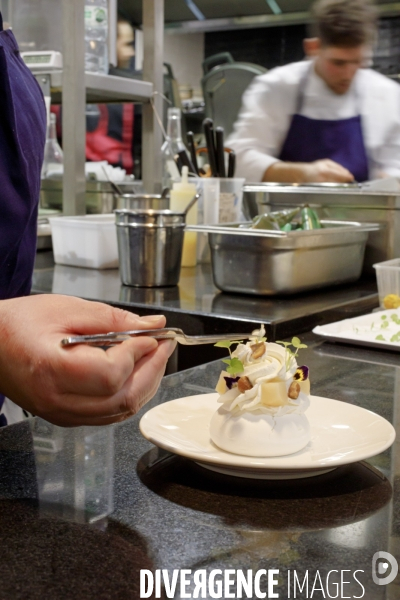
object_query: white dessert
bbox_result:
[210,337,311,457]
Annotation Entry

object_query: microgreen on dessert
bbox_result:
[276,337,308,371]
[214,340,244,375]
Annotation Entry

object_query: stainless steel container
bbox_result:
[188,221,379,295]
[40,179,144,214]
[116,193,169,211]
[243,182,400,271]
[115,209,186,287]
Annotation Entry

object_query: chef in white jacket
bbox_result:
[228,0,400,183]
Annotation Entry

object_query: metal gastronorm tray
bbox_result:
[187,221,379,295]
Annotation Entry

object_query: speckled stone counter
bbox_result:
[32,251,379,371]
[1,333,399,599]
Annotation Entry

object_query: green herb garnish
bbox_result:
[390,331,400,342]
[391,314,400,325]
[214,340,244,375]
[276,337,308,371]
[376,334,386,341]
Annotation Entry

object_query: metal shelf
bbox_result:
[34,70,153,104]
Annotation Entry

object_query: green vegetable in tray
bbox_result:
[300,205,322,230]
[251,214,280,230]
[251,207,302,230]
[249,205,321,232]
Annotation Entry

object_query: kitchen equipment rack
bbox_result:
[29,0,164,216]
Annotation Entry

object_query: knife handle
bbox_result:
[215,126,226,178]
[187,131,200,176]
[227,150,236,178]
[203,118,218,177]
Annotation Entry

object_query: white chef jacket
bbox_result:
[227,59,400,182]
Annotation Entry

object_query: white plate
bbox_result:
[139,393,395,480]
[313,309,400,352]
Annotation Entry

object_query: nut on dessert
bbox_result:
[250,342,266,359]
[288,381,300,399]
[237,376,253,393]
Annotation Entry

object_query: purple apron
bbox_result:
[0,13,46,425]
[279,65,369,182]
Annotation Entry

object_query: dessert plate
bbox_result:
[139,393,395,480]
[313,309,400,352]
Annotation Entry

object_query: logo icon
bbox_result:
[372,551,398,585]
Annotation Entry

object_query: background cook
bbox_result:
[227,0,400,184]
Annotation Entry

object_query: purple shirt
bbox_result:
[0,14,46,422]
[0,17,46,299]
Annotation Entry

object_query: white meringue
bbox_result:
[210,341,311,457]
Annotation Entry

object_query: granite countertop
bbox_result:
[33,251,379,371]
[1,333,399,599]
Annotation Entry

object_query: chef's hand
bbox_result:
[263,159,354,183]
[0,294,176,427]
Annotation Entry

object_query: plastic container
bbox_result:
[196,177,245,262]
[84,0,109,74]
[49,214,118,269]
[170,167,198,267]
[374,258,400,307]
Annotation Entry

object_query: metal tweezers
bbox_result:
[61,328,251,347]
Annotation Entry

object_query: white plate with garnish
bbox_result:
[139,393,395,480]
[313,309,400,352]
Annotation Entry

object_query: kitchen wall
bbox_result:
[374,16,400,75]
[204,17,400,76]
[205,23,307,70]
[164,32,205,97]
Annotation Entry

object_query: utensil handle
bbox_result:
[227,150,236,178]
[215,127,226,178]
[177,149,197,177]
[187,131,200,176]
[203,118,218,177]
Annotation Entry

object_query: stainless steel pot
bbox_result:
[115,209,185,287]
[116,194,169,211]
[40,179,144,214]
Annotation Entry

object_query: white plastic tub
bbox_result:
[374,258,400,307]
[49,214,118,269]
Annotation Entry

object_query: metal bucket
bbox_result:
[116,193,169,211]
[115,209,185,287]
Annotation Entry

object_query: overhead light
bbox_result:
[185,0,206,21]
[266,0,282,15]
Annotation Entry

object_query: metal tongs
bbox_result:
[61,328,251,348]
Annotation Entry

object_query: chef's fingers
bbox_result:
[36,339,176,425]
[119,338,177,415]
[55,336,159,396]
[54,295,166,335]
[323,160,354,181]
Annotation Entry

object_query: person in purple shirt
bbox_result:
[0,15,175,427]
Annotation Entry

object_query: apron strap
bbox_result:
[0,12,4,32]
